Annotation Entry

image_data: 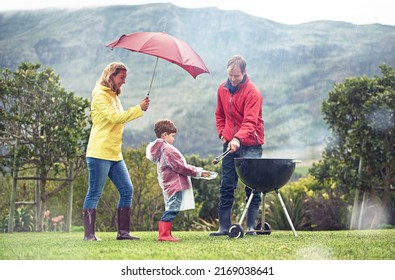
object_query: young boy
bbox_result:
[146,119,213,242]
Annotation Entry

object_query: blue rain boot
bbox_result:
[209,207,232,236]
[246,207,259,235]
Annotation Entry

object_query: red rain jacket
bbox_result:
[215,76,264,146]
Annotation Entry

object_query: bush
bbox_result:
[264,175,350,231]
[265,183,309,230]
[1,207,35,232]
[304,186,349,230]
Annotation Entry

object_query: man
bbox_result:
[211,55,264,236]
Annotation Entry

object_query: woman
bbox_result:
[83,62,149,241]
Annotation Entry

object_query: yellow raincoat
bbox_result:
[86,82,144,161]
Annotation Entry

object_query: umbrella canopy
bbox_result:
[106,32,209,96]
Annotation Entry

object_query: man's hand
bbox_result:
[228,138,240,152]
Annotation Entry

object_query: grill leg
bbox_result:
[261,193,266,227]
[275,189,298,237]
[238,189,255,225]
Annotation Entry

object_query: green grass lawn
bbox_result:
[1,229,394,260]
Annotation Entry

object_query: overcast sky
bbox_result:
[1,0,395,26]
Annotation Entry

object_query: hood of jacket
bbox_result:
[91,82,115,99]
[146,139,166,163]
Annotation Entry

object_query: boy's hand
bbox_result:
[202,170,211,178]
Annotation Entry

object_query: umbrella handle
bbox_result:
[147,56,159,97]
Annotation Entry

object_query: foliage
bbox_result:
[1,229,395,260]
[267,191,306,230]
[304,186,350,230]
[265,188,307,231]
[312,65,395,228]
[0,216,7,233]
[0,174,12,219]
[265,175,352,231]
[0,207,35,232]
[13,207,35,232]
[0,62,90,231]
[320,65,394,192]
[265,176,312,230]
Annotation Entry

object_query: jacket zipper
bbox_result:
[229,95,237,137]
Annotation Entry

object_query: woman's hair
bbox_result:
[154,119,177,138]
[227,55,247,73]
[98,62,127,95]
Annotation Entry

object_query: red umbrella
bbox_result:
[106,31,209,96]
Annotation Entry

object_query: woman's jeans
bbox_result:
[219,143,263,211]
[83,157,133,209]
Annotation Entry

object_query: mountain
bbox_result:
[1,3,394,161]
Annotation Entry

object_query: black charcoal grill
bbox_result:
[228,158,300,238]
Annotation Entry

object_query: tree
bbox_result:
[311,65,395,229]
[0,62,90,232]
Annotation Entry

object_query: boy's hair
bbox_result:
[154,119,177,138]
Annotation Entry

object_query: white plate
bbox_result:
[201,171,218,180]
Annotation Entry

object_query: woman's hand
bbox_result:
[140,97,150,111]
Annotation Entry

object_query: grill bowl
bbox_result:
[234,158,296,193]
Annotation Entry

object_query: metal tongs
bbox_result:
[212,149,231,165]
